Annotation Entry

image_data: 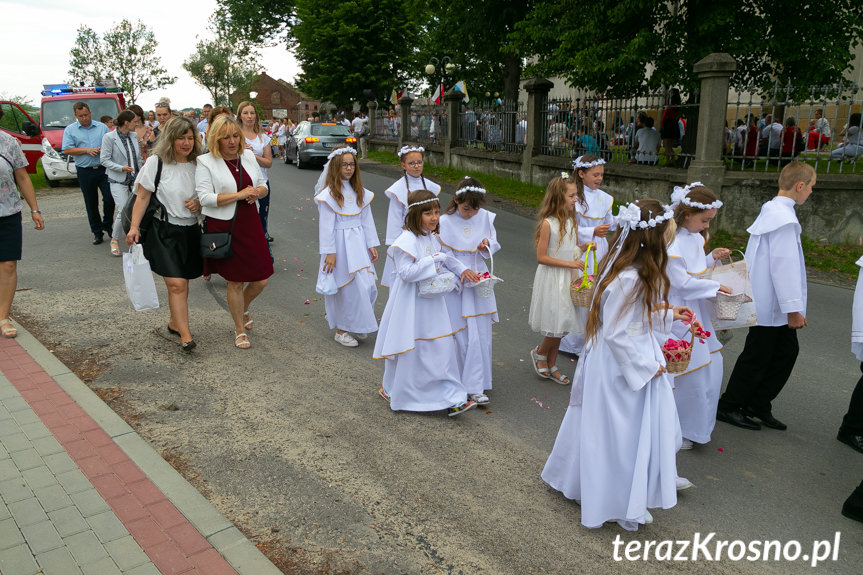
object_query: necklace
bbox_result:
[226,157,240,174]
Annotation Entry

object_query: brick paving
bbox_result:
[0,336,242,575]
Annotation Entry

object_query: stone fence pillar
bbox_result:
[367,100,377,138]
[521,77,554,183]
[444,89,463,166]
[687,53,737,193]
[398,94,413,149]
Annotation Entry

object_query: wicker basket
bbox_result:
[714,291,746,320]
[662,326,696,374]
[468,252,502,299]
[570,245,597,309]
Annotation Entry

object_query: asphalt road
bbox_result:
[11,159,863,574]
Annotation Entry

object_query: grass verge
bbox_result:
[366,150,546,206]
[28,158,48,191]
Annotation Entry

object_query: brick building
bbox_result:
[231,73,321,123]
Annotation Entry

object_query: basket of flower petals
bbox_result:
[570,245,597,308]
[467,252,502,298]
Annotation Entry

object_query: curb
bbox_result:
[10,319,282,575]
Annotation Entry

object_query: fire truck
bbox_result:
[39,83,126,187]
[0,84,126,187]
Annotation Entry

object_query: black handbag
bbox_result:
[121,158,163,239]
[200,207,238,259]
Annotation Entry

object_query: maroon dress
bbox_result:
[203,161,274,282]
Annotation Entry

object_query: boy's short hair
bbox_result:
[778,161,815,191]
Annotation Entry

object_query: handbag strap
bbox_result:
[151,157,166,218]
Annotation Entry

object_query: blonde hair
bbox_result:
[206,115,242,159]
[778,161,815,191]
[150,117,201,164]
[237,101,262,135]
[535,176,577,246]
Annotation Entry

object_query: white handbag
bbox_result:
[123,244,159,311]
[418,271,457,298]
[315,271,338,296]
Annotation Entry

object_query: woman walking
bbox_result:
[196,115,273,349]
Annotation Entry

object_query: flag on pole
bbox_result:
[431,82,443,105]
[452,81,469,104]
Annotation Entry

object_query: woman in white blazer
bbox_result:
[196,116,273,350]
[100,110,141,256]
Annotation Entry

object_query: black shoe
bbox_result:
[167,325,181,337]
[716,408,762,430]
[744,409,787,430]
[266,234,274,243]
[842,488,863,523]
[92,234,104,245]
[837,430,863,454]
[182,340,197,353]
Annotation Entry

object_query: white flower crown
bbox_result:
[456,185,486,195]
[327,147,357,160]
[398,145,425,157]
[408,197,440,209]
[617,202,675,230]
[572,156,606,170]
[670,182,723,210]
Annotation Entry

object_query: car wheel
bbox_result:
[284,146,291,164]
[296,153,304,169]
[45,174,59,188]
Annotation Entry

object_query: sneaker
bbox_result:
[676,476,693,491]
[447,400,477,417]
[378,385,391,403]
[680,438,694,450]
[353,332,368,340]
[334,332,359,347]
[643,510,654,524]
[469,393,490,406]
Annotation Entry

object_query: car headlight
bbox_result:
[42,138,61,159]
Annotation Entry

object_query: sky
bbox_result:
[0,0,301,110]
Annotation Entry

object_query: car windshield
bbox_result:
[42,98,120,130]
[311,124,351,137]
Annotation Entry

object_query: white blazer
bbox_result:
[196,150,266,220]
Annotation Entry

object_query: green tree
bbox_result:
[219,0,295,45]
[183,16,261,106]
[511,0,863,97]
[68,26,107,88]
[289,0,425,108]
[421,0,532,107]
[67,20,176,104]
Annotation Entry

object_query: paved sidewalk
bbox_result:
[0,321,281,575]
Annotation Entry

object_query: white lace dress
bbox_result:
[528,217,583,337]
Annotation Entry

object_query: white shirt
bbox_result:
[134,156,197,225]
[634,127,660,162]
[351,117,363,133]
[745,196,807,326]
[245,134,268,182]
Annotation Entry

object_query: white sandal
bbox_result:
[530,347,551,379]
[234,332,250,349]
[547,366,570,385]
[0,319,17,339]
[243,311,253,330]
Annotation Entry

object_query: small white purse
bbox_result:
[417,271,457,298]
[315,272,338,296]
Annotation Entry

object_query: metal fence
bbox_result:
[373,108,400,141]
[538,90,700,168]
[454,100,526,153]
[409,104,447,144]
[726,81,862,173]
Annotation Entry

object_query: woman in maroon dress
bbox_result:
[196,116,273,349]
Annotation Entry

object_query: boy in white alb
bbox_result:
[717,162,815,431]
